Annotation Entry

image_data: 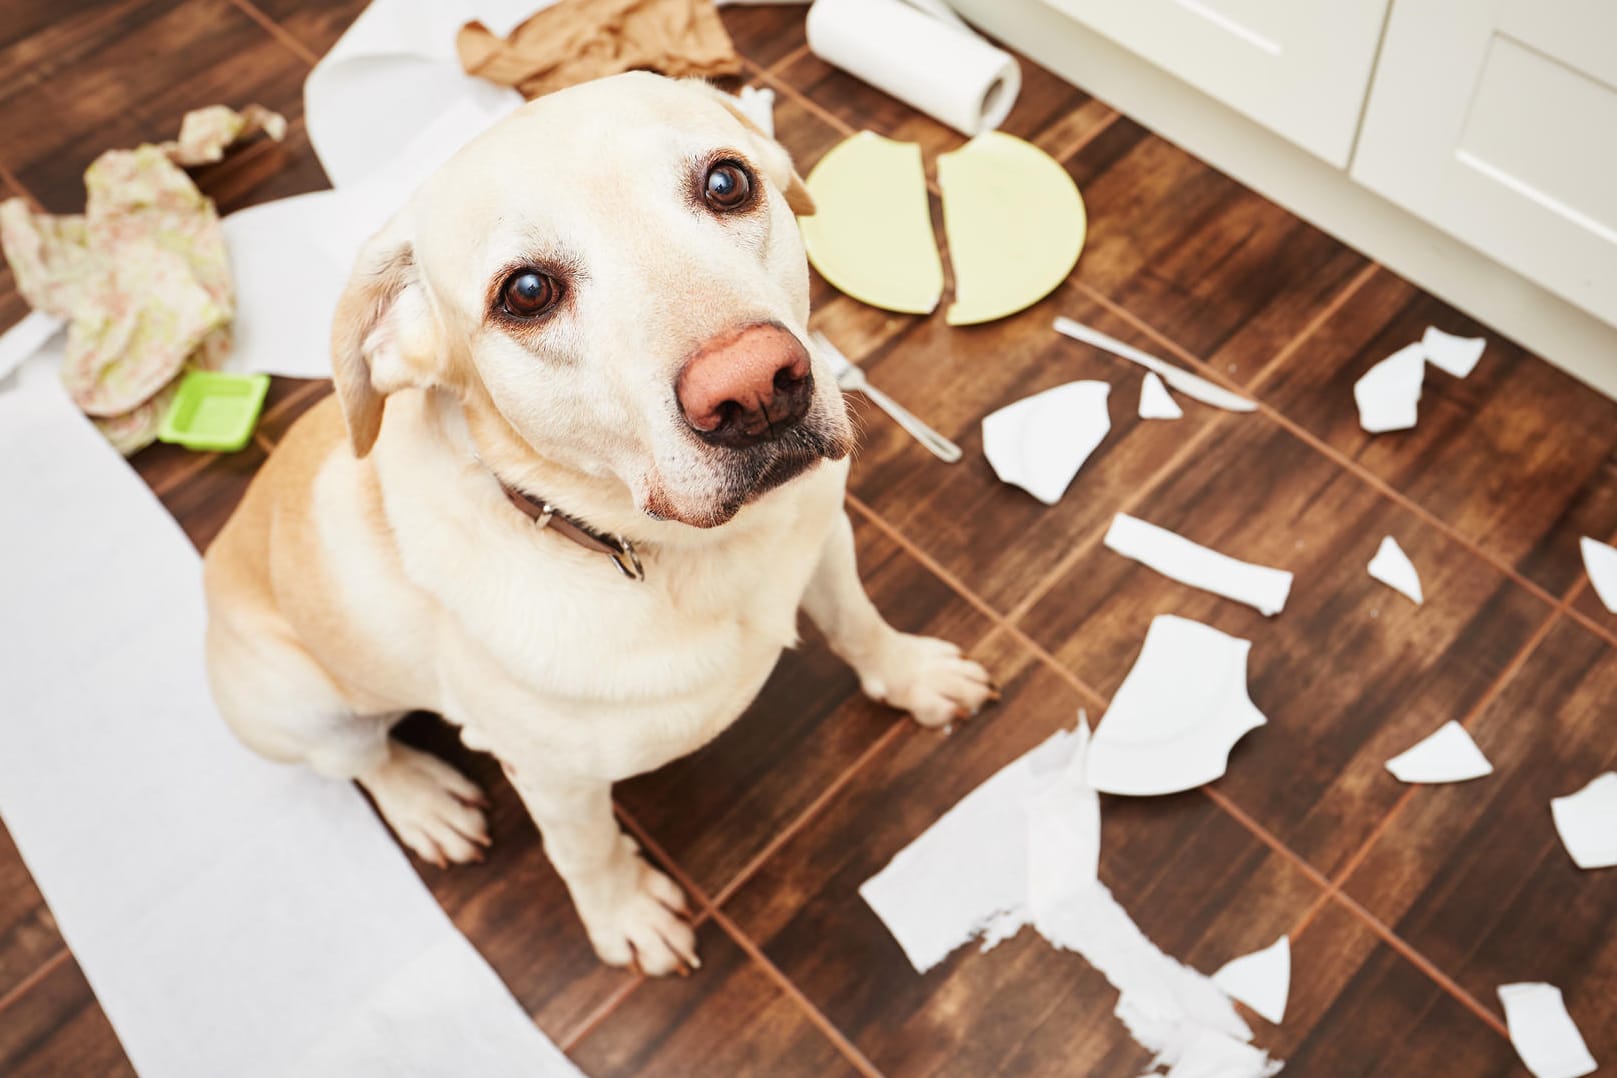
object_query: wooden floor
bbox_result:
[3,3,1616,1075]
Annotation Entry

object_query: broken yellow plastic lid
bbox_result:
[939,131,1086,325]
[798,132,944,316]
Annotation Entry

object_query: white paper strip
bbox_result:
[0,382,579,1078]
[1384,721,1492,784]
[1053,316,1256,413]
[1211,937,1290,1024]
[1421,326,1485,378]
[1498,983,1598,1078]
[981,380,1111,505]
[1354,342,1425,434]
[1367,535,1423,605]
[1087,615,1268,797]
[1104,513,1293,616]
[1579,536,1617,614]
[1138,371,1183,420]
[1550,772,1617,870]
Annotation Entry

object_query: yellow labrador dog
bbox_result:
[203,73,993,975]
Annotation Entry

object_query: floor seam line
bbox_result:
[1050,108,1121,165]
[0,947,71,1019]
[1247,261,1382,394]
[750,67,859,138]
[227,0,319,67]
[555,975,645,1053]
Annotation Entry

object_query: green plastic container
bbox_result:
[157,370,271,453]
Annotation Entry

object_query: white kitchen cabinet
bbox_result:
[1352,0,1617,328]
[1037,0,1390,166]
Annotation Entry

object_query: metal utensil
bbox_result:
[811,331,963,463]
[1052,316,1257,413]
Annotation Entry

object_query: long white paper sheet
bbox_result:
[1104,513,1293,616]
[0,382,579,1078]
[861,721,1281,1075]
[1498,983,1598,1078]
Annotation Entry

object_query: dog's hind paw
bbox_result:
[859,633,998,729]
[360,742,491,868]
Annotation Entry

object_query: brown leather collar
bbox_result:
[501,484,646,581]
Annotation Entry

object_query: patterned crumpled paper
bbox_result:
[0,104,285,453]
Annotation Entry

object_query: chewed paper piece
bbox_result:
[1579,537,1617,614]
[1551,772,1617,870]
[800,132,943,315]
[1384,721,1492,784]
[938,132,1086,326]
[733,85,776,137]
[1421,325,1486,378]
[1087,615,1267,796]
[1498,983,1598,1078]
[1053,317,1255,413]
[1104,513,1293,616]
[1138,371,1182,420]
[1367,535,1422,604]
[859,724,1096,974]
[982,380,1111,505]
[862,719,1281,1074]
[1212,937,1290,1024]
[1354,342,1425,433]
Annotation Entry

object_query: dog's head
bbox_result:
[330,73,853,528]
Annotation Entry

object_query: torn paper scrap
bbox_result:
[1053,316,1256,413]
[858,724,1095,973]
[458,0,744,99]
[1354,342,1425,434]
[734,85,776,137]
[1579,536,1617,614]
[1421,326,1485,378]
[800,132,943,315]
[0,104,284,453]
[1139,371,1182,420]
[1384,721,1492,784]
[1104,513,1293,616]
[1367,535,1423,605]
[982,381,1111,505]
[1087,615,1267,797]
[1498,983,1598,1078]
[1211,937,1290,1024]
[938,132,1086,326]
[1550,772,1617,870]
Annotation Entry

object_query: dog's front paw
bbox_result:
[860,633,997,728]
[581,847,699,976]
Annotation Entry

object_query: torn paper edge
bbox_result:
[1138,371,1182,420]
[1421,326,1485,379]
[1104,513,1293,616]
[1498,983,1598,1078]
[1579,536,1617,614]
[1354,342,1425,434]
[1086,615,1268,797]
[1367,535,1422,605]
[1550,772,1617,870]
[1212,937,1290,1025]
[1384,721,1492,784]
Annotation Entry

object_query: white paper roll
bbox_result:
[806,0,1021,137]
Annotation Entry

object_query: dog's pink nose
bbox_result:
[676,323,814,448]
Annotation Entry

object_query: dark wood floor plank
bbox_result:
[0,0,311,212]
[1065,117,1369,383]
[0,828,62,1001]
[616,512,994,898]
[1341,617,1617,1068]
[721,636,1329,1076]
[1262,267,1617,599]
[1016,412,1548,880]
[570,921,860,1078]
[0,955,133,1077]
[719,3,808,71]
[845,285,1224,612]
[239,0,367,59]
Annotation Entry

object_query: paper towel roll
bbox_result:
[806,0,1020,137]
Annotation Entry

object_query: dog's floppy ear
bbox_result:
[700,83,817,216]
[330,210,442,458]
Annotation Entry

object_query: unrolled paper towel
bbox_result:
[806,0,1020,136]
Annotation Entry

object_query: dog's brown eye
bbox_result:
[703,160,753,211]
[500,270,561,318]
